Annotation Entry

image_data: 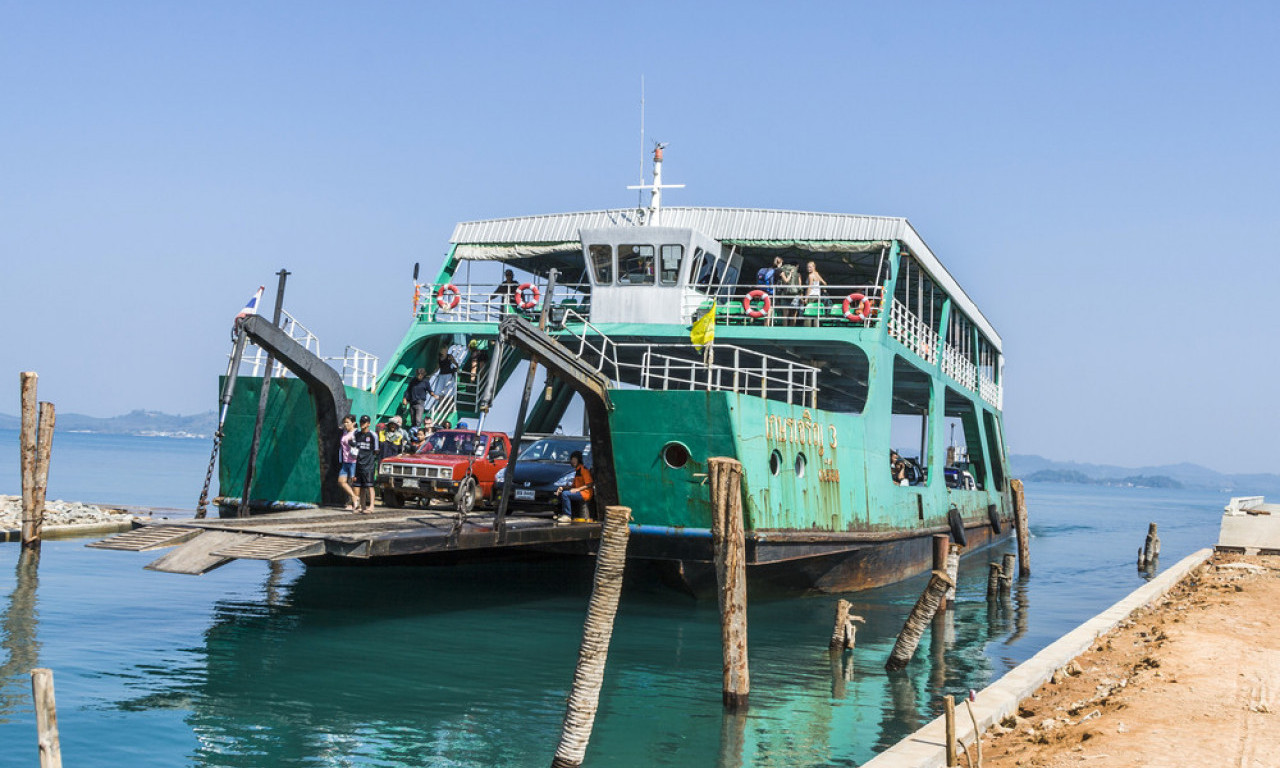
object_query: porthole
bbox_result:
[795,452,807,478]
[662,441,690,469]
[769,450,782,476]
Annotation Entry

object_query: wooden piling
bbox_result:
[30,402,55,546]
[885,570,953,671]
[20,373,39,548]
[944,543,960,607]
[551,505,631,768]
[1001,552,1016,591]
[932,534,950,608]
[709,457,750,712]
[30,668,62,768]
[829,598,852,652]
[1011,478,1030,576]
[1141,523,1159,569]
[987,562,1002,598]
[944,694,957,767]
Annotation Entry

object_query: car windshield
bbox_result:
[518,438,590,463]
[417,431,488,456]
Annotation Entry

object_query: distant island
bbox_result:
[0,409,216,439]
[1023,469,1182,489]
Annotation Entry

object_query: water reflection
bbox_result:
[0,549,40,722]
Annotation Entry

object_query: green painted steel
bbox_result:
[217,376,376,505]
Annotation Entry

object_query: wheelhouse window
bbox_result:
[589,244,613,284]
[659,244,683,285]
[618,244,655,285]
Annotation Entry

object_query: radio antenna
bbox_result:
[638,75,645,210]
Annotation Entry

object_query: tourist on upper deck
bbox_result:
[774,257,803,326]
[805,261,827,326]
[403,368,432,428]
[352,415,380,513]
[338,415,360,511]
[554,450,594,524]
[432,349,459,402]
[492,269,519,309]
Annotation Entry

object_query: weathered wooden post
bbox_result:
[31,403,55,544]
[1010,478,1030,576]
[829,598,852,652]
[885,570,953,671]
[986,562,1002,599]
[1000,552,1016,592]
[709,457,749,712]
[944,694,957,767]
[30,668,62,768]
[1140,523,1159,571]
[944,543,960,607]
[20,373,39,548]
[551,505,631,768]
[932,534,950,609]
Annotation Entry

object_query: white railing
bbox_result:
[941,342,977,389]
[334,346,379,392]
[887,299,939,365]
[238,311,320,378]
[978,374,1002,410]
[557,310,819,406]
[415,281,592,323]
[682,284,884,328]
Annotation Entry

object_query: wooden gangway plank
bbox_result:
[145,530,254,575]
[87,525,200,552]
[211,535,327,561]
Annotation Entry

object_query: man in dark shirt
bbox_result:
[492,268,519,309]
[403,368,432,427]
[352,415,380,512]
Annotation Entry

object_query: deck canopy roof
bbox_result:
[450,206,1001,350]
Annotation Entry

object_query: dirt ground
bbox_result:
[973,553,1280,768]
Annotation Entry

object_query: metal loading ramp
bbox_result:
[87,507,602,574]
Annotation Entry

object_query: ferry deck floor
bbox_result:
[88,505,602,574]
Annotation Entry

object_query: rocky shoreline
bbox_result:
[0,494,138,530]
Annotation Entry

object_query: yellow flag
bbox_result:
[690,304,716,351]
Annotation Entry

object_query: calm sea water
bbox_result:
[0,429,1227,766]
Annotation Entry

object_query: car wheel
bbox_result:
[383,489,405,509]
[455,477,478,515]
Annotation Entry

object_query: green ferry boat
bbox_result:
[212,150,1012,593]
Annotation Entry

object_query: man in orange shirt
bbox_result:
[555,450,593,523]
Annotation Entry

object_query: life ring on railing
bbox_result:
[743,289,771,319]
[437,284,461,311]
[517,282,540,310]
[842,293,870,322]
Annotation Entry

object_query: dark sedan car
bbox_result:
[492,436,592,514]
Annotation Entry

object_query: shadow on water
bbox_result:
[0,549,40,723]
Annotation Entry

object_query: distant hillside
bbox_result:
[0,410,216,439]
[1013,454,1280,495]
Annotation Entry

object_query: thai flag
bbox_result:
[235,286,265,324]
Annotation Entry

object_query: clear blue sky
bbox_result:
[3,1,1277,474]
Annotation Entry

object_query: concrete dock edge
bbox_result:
[862,547,1213,768]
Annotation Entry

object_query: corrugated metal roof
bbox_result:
[449,206,1001,349]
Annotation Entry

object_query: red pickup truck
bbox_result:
[378,430,511,514]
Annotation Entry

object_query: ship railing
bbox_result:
[682,284,884,328]
[941,342,977,389]
[237,311,321,378]
[329,346,380,392]
[978,374,1003,410]
[414,280,592,324]
[887,299,939,365]
[557,310,819,406]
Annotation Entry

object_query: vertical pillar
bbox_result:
[709,457,749,712]
[1010,478,1030,576]
[19,373,38,548]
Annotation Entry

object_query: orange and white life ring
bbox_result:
[743,289,771,319]
[517,283,540,310]
[842,292,870,322]
[437,284,461,311]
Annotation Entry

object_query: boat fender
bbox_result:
[947,506,968,547]
[437,283,461,311]
[987,503,1002,534]
[517,282,540,310]
[743,289,771,319]
[842,292,869,322]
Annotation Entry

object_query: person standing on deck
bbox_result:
[381,416,409,458]
[492,268,519,310]
[805,260,827,326]
[432,349,459,403]
[337,415,361,510]
[403,368,432,427]
[776,258,802,326]
[352,415,380,512]
[554,450,593,524]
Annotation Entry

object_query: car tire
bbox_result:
[383,489,405,509]
[455,477,478,515]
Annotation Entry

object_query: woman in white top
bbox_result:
[805,261,827,324]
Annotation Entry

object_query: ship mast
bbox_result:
[627,142,684,225]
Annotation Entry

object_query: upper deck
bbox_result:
[411,206,1004,411]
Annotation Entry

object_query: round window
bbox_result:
[662,442,690,469]
[795,452,807,478]
[769,450,782,476]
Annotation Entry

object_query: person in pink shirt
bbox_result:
[338,415,360,511]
